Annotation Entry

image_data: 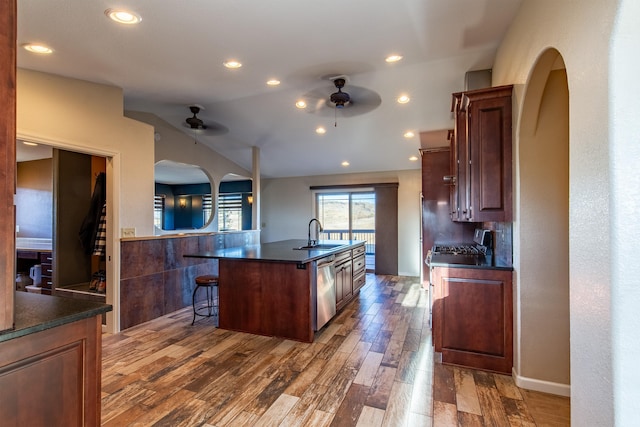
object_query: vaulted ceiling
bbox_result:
[17,0,522,178]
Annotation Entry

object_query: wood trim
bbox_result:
[0,0,16,331]
[310,182,399,190]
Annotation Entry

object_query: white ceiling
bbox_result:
[16,0,522,178]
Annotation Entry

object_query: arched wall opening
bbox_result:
[515,48,571,396]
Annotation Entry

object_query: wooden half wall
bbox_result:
[119,230,259,329]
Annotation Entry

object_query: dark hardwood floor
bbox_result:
[101,274,570,426]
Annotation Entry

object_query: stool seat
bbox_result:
[192,274,219,325]
[195,275,219,286]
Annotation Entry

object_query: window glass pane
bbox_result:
[316,193,349,231]
[154,195,164,229]
[218,193,242,231]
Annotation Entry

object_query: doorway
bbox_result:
[315,191,376,271]
[516,48,570,395]
[16,140,111,318]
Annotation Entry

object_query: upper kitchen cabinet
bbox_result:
[450,85,513,222]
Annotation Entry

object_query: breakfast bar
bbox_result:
[185,239,366,342]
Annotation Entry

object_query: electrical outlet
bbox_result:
[121,227,136,238]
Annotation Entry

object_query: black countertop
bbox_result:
[0,292,112,343]
[184,239,366,264]
[427,253,514,271]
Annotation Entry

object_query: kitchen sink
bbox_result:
[293,243,344,250]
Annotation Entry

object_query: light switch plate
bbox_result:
[121,227,136,238]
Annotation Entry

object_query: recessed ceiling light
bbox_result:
[22,141,39,147]
[397,94,410,104]
[295,100,307,109]
[341,161,350,167]
[403,131,415,139]
[266,79,281,86]
[316,127,326,134]
[104,9,142,25]
[22,43,53,54]
[223,60,242,69]
[385,54,403,63]
[409,156,418,161]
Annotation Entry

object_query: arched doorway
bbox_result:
[515,48,570,396]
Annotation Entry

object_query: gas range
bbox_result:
[427,229,493,266]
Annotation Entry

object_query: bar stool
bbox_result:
[191,274,219,325]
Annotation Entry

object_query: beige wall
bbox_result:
[518,68,570,387]
[493,0,640,424]
[17,68,154,332]
[261,169,422,277]
[124,111,251,234]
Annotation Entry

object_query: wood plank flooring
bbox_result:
[101,274,570,426]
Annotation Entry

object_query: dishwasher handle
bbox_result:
[317,256,335,268]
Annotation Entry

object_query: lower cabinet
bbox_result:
[0,315,103,425]
[335,244,366,311]
[335,250,353,310]
[432,266,513,374]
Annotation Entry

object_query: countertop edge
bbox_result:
[184,239,366,263]
[0,292,112,343]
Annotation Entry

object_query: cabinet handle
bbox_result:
[443,175,456,185]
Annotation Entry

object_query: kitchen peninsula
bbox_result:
[185,239,366,342]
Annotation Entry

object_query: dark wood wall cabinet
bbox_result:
[450,85,513,222]
[431,266,513,374]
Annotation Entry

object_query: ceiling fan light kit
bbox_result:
[329,78,350,108]
[186,105,207,130]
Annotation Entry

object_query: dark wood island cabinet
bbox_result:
[186,239,366,342]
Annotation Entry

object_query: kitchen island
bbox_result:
[185,239,366,342]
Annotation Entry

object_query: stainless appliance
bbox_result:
[314,255,336,331]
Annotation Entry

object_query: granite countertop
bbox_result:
[184,239,366,263]
[427,253,514,271]
[0,292,112,343]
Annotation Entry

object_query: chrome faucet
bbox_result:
[307,218,323,247]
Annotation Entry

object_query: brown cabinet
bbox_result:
[0,312,104,425]
[432,266,513,374]
[335,249,353,310]
[450,85,513,222]
[335,244,366,311]
[352,245,366,294]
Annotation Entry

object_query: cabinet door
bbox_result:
[450,86,512,222]
[335,261,353,310]
[450,93,466,221]
[467,89,513,221]
[432,266,513,374]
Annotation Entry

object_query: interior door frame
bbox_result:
[18,132,121,333]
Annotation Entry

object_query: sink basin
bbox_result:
[293,243,344,250]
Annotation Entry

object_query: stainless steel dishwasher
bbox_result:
[314,255,336,331]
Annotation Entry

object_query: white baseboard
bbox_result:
[512,367,571,397]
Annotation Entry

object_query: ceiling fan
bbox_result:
[303,75,382,118]
[182,105,229,136]
[185,105,207,130]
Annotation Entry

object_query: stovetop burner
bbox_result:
[431,229,493,257]
[433,244,485,256]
